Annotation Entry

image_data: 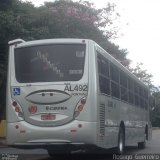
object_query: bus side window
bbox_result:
[110,63,120,99]
[97,54,110,95]
[139,87,145,109]
[128,78,134,105]
[120,71,128,102]
[144,89,149,110]
[134,82,140,107]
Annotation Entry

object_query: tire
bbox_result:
[138,141,146,149]
[138,131,146,149]
[117,127,125,155]
[138,126,148,149]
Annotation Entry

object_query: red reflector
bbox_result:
[29,105,37,114]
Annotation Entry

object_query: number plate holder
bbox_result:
[41,114,56,120]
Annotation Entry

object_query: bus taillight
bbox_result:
[74,96,87,118]
[12,100,24,120]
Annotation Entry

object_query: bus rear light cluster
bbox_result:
[12,100,24,120]
[74,96,87,118]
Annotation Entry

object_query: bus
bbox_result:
[6,38,152,155]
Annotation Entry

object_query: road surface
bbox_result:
[0,129,160,160]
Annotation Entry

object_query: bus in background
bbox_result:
[6,38,152,156]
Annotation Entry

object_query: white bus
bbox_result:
[6,38,152,155]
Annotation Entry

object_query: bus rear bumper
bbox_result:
[6,120,97,149]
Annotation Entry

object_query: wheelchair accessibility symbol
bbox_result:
[13,88,21,96]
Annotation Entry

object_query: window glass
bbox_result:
[121,87,128,102]
[120,71,127,88]
[135,94,139,106]
[110,64,119,83]
[140,98,144,108]
[128,78,134,91]
[134,83,139,94]
[15,44,86,82]
[129,91,134,104]
[101,59,109,77]
[99,76,110,95]
[98,54,110,95]
[145,100,148,110]
[144,89,148,99]
[111,82,120,98]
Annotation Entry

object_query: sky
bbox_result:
[22,0,160,86]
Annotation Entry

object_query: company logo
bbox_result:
[46,106,67,110]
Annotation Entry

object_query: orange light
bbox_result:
[15,106,20,113]
[78,105,84,112]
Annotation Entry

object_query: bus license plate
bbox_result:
[41,114,56,120]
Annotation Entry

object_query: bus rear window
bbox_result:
[14,44,86,83]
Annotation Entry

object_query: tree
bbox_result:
[129,63,160,127]
[129,63,157,91]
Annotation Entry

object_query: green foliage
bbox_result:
[129,62,159,93]
[129,63,153,89]
[129,63,160,127]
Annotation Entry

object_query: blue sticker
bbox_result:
[13,87,20,96]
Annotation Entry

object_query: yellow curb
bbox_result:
[0,120,6,138]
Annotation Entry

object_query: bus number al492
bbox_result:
[64,85,88,92]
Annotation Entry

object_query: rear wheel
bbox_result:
[138,141,146,149]
[117,127,125,154]
[138,128,147,149]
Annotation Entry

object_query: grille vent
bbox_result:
[99,104,105,137]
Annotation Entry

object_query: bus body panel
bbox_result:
[95,44,151,149]
[6,120,97,146]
